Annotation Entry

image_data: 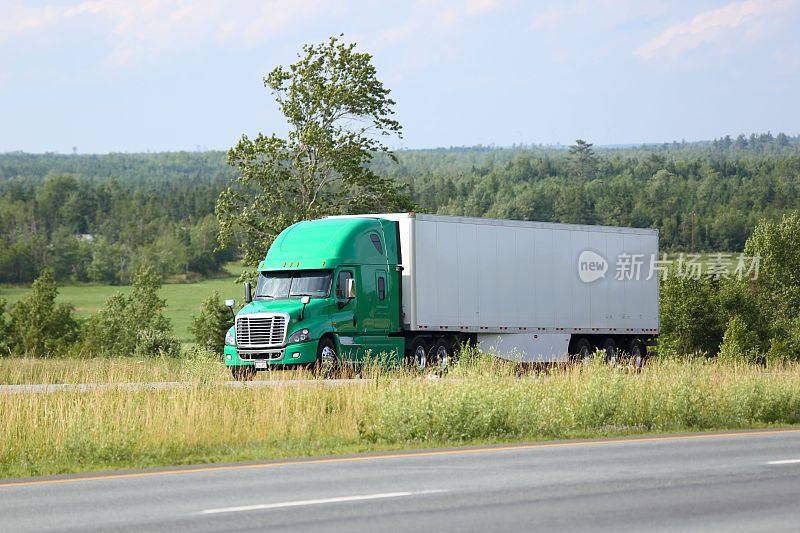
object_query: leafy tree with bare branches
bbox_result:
[217,36,412,268]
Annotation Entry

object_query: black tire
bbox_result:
[572,338,592,364]
[230,365,255,381]
[408,337,429,372]
[432,338,453,372]
[629,339,647,370]
[603,338,618,366]
[315,337,339,377]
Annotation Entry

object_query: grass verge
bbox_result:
[2,357,800,479]
[0,355,317,385]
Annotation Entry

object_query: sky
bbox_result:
[1,0,799,153]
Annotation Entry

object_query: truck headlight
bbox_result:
[225,328,235,346]
[288,328,310,344]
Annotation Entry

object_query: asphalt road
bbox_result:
[2,429,800,532]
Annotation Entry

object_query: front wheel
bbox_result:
[230,365,255,381]
[315,337,339,377]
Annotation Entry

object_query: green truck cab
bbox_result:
[223,216,404,378]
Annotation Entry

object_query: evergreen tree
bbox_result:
[568,139,597,181]
[190,291,234,354]
[8,269,80,356]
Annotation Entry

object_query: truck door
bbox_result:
[359,266,390,333]
[352,265,394,362]
[332,267,361,361]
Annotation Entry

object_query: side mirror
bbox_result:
[244,282,252,304]
[299,295,310,321]
[346,278,356,299]
[224,299,236,318]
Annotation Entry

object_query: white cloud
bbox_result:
[374,0,501,48]
[636,0,795,59]
[0,0,326,64]
[466,0,500,15]
[530,2,581,30]
[2,0,503,66]
[530,0,667,31]
[0,3,64,34]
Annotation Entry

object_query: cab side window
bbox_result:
[369,233,383,254]
[377,275,386,300]
[336,271,353,299]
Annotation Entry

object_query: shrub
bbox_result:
[718,316,761,363]
[0,298,13,356]
[762,317,800,363]
[744,211,800,322]
[133,328,181,358]
[189,291,233,354]
[8,269,80,357]
[83,266,179,356]
[659,271,723,356]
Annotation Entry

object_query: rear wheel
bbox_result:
[629,339,646,370]
[603,338,618,366]
[432,338,453,372]
[407,337,429,372]
[230,365,255,381]
[572,338,592,364]
[315,337,339,377]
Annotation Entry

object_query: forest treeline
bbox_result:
[1,132,799,284]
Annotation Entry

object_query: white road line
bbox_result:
[766,458,800,465]
[199,489,447,515]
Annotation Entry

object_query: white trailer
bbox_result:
[373,213,659,363]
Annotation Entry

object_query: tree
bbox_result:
[658,271,723,356]
[0,298,13,356]
[83,266,178,356]
[88,238,127,284]
[568,139,597,181]
[718,316,761,363]
[187,215,233,276]
[740,211,800,360]
[8,269,80,356]
[190,291,234,354]
[217,35,413,268]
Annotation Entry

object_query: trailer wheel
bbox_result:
[432,338,453,372]
[572,338,592,364]
[408,337,429,372]
[629,339,646,370]
[603,339,618,366]
[230,365,255,381]
[314,337,339,377]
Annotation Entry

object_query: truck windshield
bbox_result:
[255,270,332,300]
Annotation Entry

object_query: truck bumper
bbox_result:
[224,340,318,367]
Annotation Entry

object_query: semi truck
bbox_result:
[223,213,659,379]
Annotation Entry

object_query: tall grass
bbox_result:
[2,356,800,479]
[0,355,313,385]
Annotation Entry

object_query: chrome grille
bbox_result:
[235,314,288,348]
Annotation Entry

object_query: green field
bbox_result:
[0,264,246,342]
